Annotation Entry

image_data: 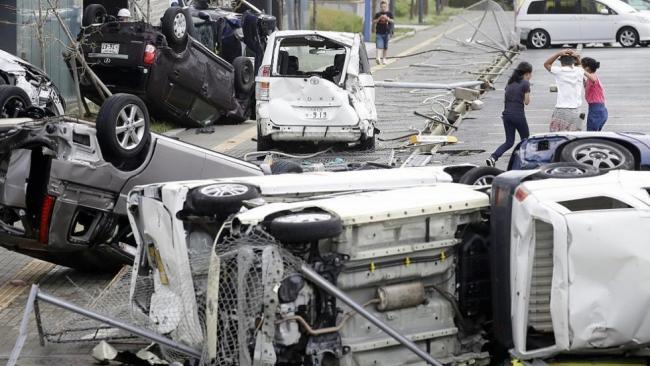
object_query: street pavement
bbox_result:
[3,9,650,365]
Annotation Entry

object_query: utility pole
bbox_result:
[364,0,372,40]
[389,0,395,15]
[312,0,317,29]
[418,0,424,24]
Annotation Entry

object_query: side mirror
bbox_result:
[198,11,211,20]
[599,8,609,14]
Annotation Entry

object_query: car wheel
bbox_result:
[268,211,343,243]
[559,138,635,171]
[271,159,303,174]
[527,29,550,49]
[641,41,650,47]
[189,183,260,216]
[0,86,30,119]
[535,162,601,179]
[82,4,107,27]
[96,94,151,160]
[233,57,255,94]
[459,166,504,186]
[257,123,274,151]
[618,27,638,48]
[161,7,189,53]
[359,134,376,151]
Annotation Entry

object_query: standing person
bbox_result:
[544,49,584,132]
[581,57,608,131]
[373,1,394,65]
[486,62,533,167]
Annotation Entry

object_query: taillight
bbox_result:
[38,195,56,244]
[260,65,270,77]
[143,44,157,65]
[514,187,529,202]
[257,65,271,101]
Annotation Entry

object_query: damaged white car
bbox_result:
[255,31,377,150]
[0,50,65,118]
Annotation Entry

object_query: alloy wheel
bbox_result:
[200,184,250,197]
[114,104,146,150]
[571,144,626,169]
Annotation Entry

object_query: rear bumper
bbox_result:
[259,118,374,142]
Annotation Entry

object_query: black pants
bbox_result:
[491,113,529,160]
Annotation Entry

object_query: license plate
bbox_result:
[306,108,327,120]
[100,43,120,54]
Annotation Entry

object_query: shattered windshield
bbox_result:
[274,36,348,78]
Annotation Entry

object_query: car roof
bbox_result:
[272,30,356,46]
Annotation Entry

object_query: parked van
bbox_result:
[515,0,650,48]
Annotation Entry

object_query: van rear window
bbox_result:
[528,0,545,13]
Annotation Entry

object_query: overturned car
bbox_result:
[72,4,275,126]
[126,162,650,365]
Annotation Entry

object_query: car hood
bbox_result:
[0,49,28,74]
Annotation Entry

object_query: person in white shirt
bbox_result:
[543,49,585,132]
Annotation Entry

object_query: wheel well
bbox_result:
[617,26,637,38]
[554,138,641,170]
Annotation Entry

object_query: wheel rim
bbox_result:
[173,13,187,39]
[571,143,626,169]
[115,104,146,150]
[620,30,636,46]
[544,165,588,176]
[474,175,496,186]
[531,31,547,48]
[275,213,332,224]
[0,96,26,118]
[200,183,249,197]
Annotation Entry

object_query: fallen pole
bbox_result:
[301,265,444,366]
[375,80,483,90]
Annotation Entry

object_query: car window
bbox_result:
[273,37,348,78]
[543,0,557,13]
[527,0,546,14]
[555,0,579,13]
[581,0,611,13]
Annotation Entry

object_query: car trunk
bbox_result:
[81,21,161,69]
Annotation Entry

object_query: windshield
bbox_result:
[273,36,349,82]
[612,0,639,12]
[625,0,650,10]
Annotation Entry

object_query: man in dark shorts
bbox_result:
[373,0,394,65]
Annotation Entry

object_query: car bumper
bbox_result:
[259,118,374,143]
[637,23,650,41]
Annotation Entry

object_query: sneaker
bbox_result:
[375,58,381,65]
[486,157,496,167]
[381,58,387,65]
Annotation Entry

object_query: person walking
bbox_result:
[373,1,394,65]
[544,49,584,132]
[486,62,533,167]
[581,57,608,131]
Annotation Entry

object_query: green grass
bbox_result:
[151,120,176,134]
[311,7,363,33]
[394,4,463,26]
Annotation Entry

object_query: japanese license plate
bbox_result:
[100,43,120,54]
[306,108,327,120]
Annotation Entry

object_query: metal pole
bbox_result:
[375,80,484,89]
[364,0,372,40]
[266,0,273,16]
[418,0,424,24]
[390,0,396,16]
[7,286,39,366]
[35,290,202,359]
[468,10,488,43]
[300,265,444,366]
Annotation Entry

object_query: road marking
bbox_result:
[0,259,55,311]
[212,125,258,152]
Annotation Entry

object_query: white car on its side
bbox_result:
[516,0,650,48]
[255,31,377,150]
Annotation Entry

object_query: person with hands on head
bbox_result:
[581,57,607,131]
[544,49,585,132]
[373,0,394,65]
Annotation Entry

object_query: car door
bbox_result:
[544,0,582,43]
[577,0,616,42]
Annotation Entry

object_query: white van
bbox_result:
[515,0,650,48]
[254,31,377,150]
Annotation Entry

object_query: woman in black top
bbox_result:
[486,62,533,167]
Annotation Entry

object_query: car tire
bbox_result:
[558,138,635,171]
[161,7,189,53]
[459,166,504,186]
[535,162,601,179]
[527,29,550,49]
[617,27,639,48]
[0,86,30,119]
[189,183,260,216]
[82,4,107,27]
[233,57,255,94]
[271,159,303,174]
[257,123,274,151]
[268,211,343,243]
[96,94,151,160]
[359,134,376,151]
